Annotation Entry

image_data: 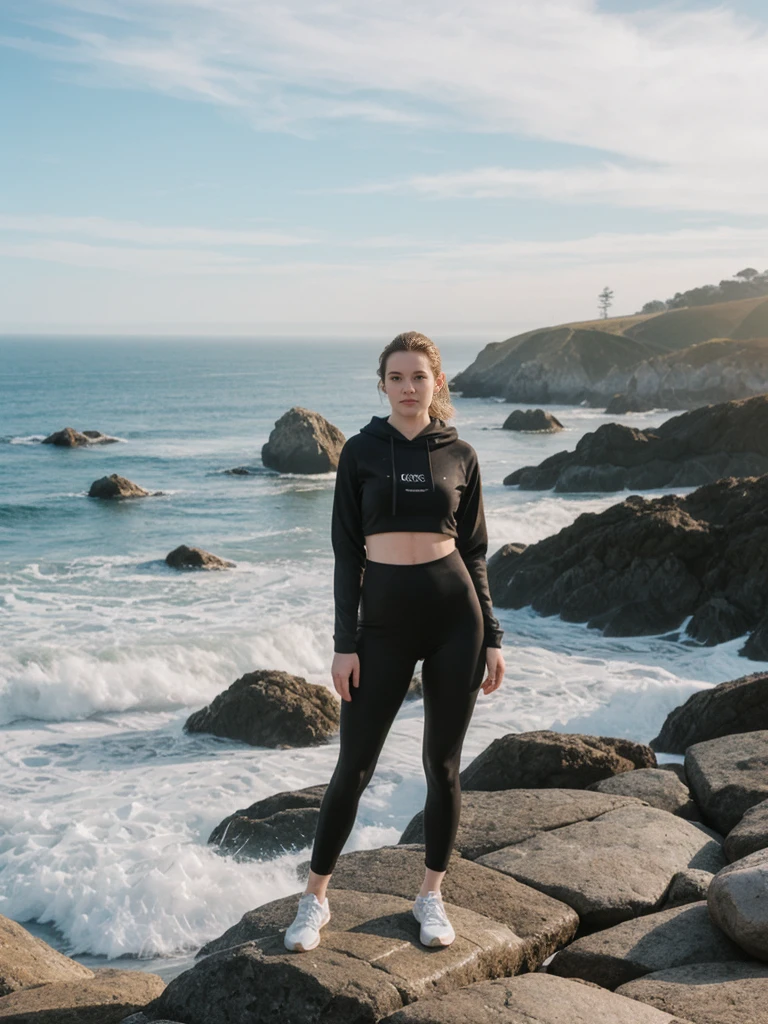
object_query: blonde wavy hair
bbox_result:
[376,331,456,422]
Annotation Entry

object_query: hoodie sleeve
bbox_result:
[456,450,504,649]
[331,439,366,653]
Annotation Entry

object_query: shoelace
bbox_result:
[296,895,326,929]
[418,893,449,927]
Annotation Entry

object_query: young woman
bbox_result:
[284,331,505,952]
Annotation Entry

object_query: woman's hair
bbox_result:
[376,331,456,421]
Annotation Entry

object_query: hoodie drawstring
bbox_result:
[390,436,396,515]
[426,438,434,492]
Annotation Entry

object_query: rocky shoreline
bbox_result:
[2,674,767,1024]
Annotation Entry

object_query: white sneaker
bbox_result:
[283,892,331,952]
[412,890,455,947]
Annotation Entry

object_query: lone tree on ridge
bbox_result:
[598,286,614,319]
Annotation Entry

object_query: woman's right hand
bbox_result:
[331,652,360,702]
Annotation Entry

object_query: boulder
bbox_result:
[151,889,524,1024]
[42,427,119,446]
[0,914,94,995]
[725,798,768,861]
[399,788,646,860]
[88,474,151,498]
[586,768,699,819]
[165,545,235,570]
[605,393,657,414]
[650,672,768,753]
[742,614,768,659]
[685,730,768,834]
[476,804,725,929]
[0,967,164,1023]
[458,730,656,791]
[261,407,345,474]
[503,394,768,492]
[549,901,749,989]
[184,670,339,748]
[379,971,695,1023]
[661,869,714,908]
[209,784,327,860]
[615,960,768,1024]
[488,476,768,654]
[708,848,768,961]
[502,409,563,433]
[294,844,578,973]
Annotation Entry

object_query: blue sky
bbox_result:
[1,0,767,336]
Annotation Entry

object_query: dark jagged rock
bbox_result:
[605,392,658,414]
[504,395,768,492]
[184,670,340,748]
[42,426,119,446]
[742,614,768,659]
[209,784,327,860]
[165,545,235,570]
[457,730,656,792]
[88,473,151,498]
[502,408,563,432]
[261,406,345,474]
[488,475,768,652]
[650,672,768,753]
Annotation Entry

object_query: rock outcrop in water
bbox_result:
[42,427,120,446]
[502,409,563,432]
[88,473,153,498]
[184,669,340,748]
[503,394,768,492]
[261,406,345,473]
[451,295,768,409]
[165,545,235,570]
[488,475,768,655]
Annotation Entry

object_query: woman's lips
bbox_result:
[401,400,417,403]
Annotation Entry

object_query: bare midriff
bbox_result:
[364,531,456,565]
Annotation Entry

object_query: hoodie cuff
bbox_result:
[333,638,358,654]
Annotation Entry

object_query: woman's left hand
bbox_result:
[480,647,505,695]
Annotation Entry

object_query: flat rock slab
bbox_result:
[475,804,725,928]
[616,960,768,1024]
[0,967,165,1023]
[168,889,524,1023]
[708,847,768,961]
[319,844,578,972]
[587,768,699,819]
[549,902,750,989]
[725,797,768,861]
[379,972,694,1023]
[685,730,768,834]
[400,787,645,860]
[0,913,94,995]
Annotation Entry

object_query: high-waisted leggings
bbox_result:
[309,547,486,876]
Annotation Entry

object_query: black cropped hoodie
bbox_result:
[331,414,504,654]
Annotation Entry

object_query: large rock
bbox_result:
[88,473,151,498]
[299,844,579,973]
[708,848,768,962]
[261,407,345,474]
[165,545,235,570]
[42,427,119,446]
[475,804,725,928]
[488,475,768,653]
[685,730,768,834]
[503,394,768,491]
[399,788,646,860]
[458,730,656,791]
[549,901,750,989]
[150,889,524,1024]
[209,784,327,860]
[616,960,768,1024]
[605,392,657,414]
[650,672,768,753]
[0,967,164,1023]
[184,669,339,748]
[379,972,695,1023]
[502,409,563,432]
[661,869,714,908]
[725,798,768,861]
[0,914,94,995]
[586,768,699,819]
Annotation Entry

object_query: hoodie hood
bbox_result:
[359,414,459,515]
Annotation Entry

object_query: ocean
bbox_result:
[0,335,758,983]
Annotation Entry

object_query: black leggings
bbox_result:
[310,548,486,876]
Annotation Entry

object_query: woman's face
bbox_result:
[382,350,444,418]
